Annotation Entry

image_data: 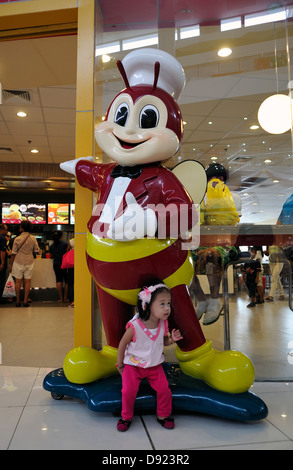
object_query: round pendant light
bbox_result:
[258,94,292,134]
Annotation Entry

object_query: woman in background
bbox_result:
[67,238,74,307]
[10,220,39,307]
[49,231,68,302]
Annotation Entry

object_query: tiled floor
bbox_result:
[1,293,293,450]
[1,366,293,450]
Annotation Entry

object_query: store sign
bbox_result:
[1,203,46,224]
[48,203,69,224]
[70,204,75,225]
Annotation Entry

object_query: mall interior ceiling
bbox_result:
[1,0,293,223]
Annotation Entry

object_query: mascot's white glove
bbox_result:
[107,192,157,241]
[60,156,94,176]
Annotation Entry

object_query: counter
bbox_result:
[31,259,56,288]
[199,224,293,247]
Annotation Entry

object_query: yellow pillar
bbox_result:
[74,0,96,346]
[0,0,95,347]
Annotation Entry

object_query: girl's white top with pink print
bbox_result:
[124,314,169,368]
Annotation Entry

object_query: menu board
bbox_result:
[2,203,46,224]
[48,203,69,224]
[70,204,75,225]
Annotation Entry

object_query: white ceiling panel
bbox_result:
[39,87,76,108]
[46,123,75,137]
[43,107,76,124]
[6,121,47,136]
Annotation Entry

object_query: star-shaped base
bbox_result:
[43,363,268,422]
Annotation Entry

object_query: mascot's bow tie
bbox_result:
[111,165,143,179]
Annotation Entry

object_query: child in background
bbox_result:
[116,282,183,432]
[242,247,261,308]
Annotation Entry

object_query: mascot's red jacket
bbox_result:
[75,159,205,351]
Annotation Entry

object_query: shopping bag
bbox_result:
[202,178,240,225]
[61,249,74,269]
[2,273,16,298]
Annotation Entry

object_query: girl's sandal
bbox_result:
[157,416,175,429]
[117,418,132,432]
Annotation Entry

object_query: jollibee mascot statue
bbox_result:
[60,48,255,394]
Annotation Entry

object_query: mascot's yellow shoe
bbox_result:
[63,345,117,384]
[175,340,255,394]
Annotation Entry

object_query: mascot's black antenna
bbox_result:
[153,62,160,89]
[117,60,130,88]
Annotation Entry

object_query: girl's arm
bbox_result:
[164,329,183,346]
[116,327,134,375]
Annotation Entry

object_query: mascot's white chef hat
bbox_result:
[121,48,186,102]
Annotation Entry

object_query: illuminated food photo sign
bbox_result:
[48,203,69,224]
[2,203,46,224]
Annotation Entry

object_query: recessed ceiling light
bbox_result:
[218,47,232,57]
[211,156,217,160]
[273,180,279,183]
[101,54,111,63]
[208,121,213,125]
[31,149,39,153]
[17,111,27,117]
[250,124,259,130]
[264,159,272,163]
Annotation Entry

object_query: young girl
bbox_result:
[116,282,183,432]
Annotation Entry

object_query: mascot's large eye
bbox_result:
[139,105,159,128]
[114,103,129,126]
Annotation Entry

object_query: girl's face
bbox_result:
[149,291,171,322]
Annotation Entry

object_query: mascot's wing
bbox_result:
[171,160,207,204]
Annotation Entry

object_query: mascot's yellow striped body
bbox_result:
[76,159,206,351]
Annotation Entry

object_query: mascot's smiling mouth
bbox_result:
[114,134,149,149]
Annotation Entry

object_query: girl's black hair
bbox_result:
[137,279,170,321]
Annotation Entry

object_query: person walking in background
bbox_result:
[242,247,261,308]
[0,223,8,302]
[67,238,74,307]
[9,220,40,307]
[254,246,265,304]
[265,246,285,301]
[49,231,68,303]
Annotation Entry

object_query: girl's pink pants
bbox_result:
[121,364,172,421]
